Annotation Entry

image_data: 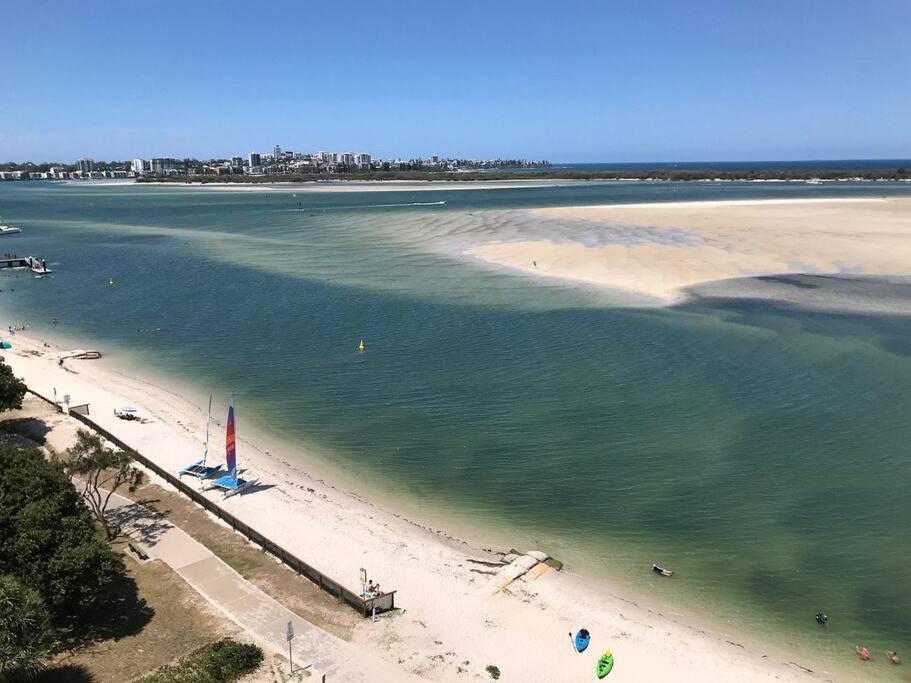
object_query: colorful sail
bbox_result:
[225,396,236,477]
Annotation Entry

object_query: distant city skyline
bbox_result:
[2,2,910,161]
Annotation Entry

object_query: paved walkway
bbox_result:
[106,491,395,681]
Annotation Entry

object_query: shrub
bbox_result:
[486,664,501,680]
[140,639,263,682]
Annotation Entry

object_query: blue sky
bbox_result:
[2,1,909,162]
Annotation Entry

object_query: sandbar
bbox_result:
[466,197,911,304]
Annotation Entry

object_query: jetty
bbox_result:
[0,255,52,275]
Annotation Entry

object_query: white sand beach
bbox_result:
[466,197,911,304]
[0,334,835,682]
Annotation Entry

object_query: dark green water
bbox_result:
[2,180,911,676]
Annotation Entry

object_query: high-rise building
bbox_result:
[150,158,177,174]
[339,152,355,167]
[273,145,281,159]
[132,159,147,174]
[354,153,371,168]
[248,152,261,167]
[231,156,243,169]
[77,158,95,173]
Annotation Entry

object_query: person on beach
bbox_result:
[887,650,901,664]
[856,645,871,661]
[652,563,673,577]
[57,358,64,368]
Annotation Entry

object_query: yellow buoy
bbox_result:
[358,339,365,352]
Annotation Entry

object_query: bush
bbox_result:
[486,664,501,680]
[140,639,263,683]
[0,575,53,680]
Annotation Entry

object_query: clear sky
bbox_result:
[2,1,909,162]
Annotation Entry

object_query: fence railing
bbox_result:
[27,389,395,617]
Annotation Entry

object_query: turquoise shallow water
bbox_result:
[2,180,911,678]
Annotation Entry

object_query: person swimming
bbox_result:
[652,563,673,577]
[887,650,901,664]
[856,645,871,661]
[815,612,828,624]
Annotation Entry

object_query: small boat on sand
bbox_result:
[596,650,614,678]
[573,628,590,652]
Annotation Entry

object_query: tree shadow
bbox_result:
[29,664,94,683]
[0,416,51,445]
[106,501,174,548]
[52,567,154,653]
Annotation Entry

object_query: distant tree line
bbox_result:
[139,167,911,184]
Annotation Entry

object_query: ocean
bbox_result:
[1,178,910,676]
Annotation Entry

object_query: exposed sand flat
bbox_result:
[0,335,829,682]
[466,197,911,304]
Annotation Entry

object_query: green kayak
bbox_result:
[596,649,614,678]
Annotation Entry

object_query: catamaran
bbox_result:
[203,396,258,498]
[179,394,223,480]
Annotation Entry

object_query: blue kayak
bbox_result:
[574,628,591,652]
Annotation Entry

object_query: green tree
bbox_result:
[0,575,53,680]
[65,429,143,540]
[0,361,26,413]
[0,446,125,621]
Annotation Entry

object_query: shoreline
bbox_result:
[0,331,843,681]
[465,197,911,306]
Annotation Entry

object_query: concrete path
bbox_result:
[106,491,396,681]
